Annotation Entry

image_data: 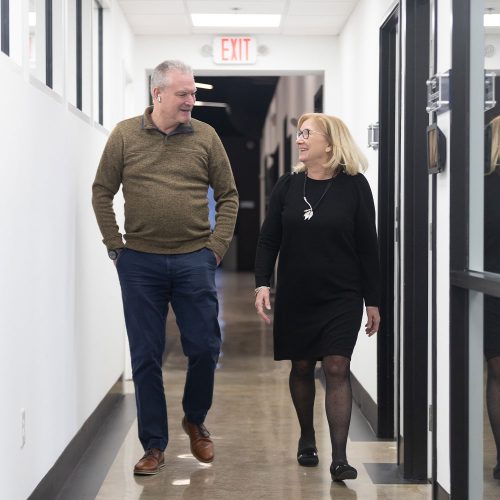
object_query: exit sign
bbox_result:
[213,36,257,65]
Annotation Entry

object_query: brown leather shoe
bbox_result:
[133,448,165,475]
[182,416,214,463]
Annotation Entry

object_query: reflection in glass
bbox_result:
[484,291,500,500]
[28,0,46,83]
[484,118,500,489]
[92,0,102,125]
[484,116,500,276]
[28,0,36,69]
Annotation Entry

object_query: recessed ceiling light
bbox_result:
[191,13,281,28]
[485,14,500,27]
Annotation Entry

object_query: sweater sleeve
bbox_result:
[254,173,291,288]
[206,132,239,259]
[91,126,125,250]
[353,174,381,307]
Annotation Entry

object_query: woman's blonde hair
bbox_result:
[487,115,500,175]
[293,113,368,176]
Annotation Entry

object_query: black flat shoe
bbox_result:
[330,463,357,481]
[297,447,319,467]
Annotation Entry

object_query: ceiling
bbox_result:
[486,0,500,13]
[118,0,359,36]
[486,0,500,34]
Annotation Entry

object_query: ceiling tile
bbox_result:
[120,1,186,15]
[128,14,191,29]
[186,1,286,15]
[486,0,500,12]
[133,24,192,35]
[284,15,346,27]
[118,0,359,36]
[288,1,355,17]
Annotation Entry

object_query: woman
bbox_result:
[254,113,381,481]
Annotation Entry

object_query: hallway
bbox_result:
[92,272,431,500]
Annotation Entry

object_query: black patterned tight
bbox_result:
[289,355,352,465]
[322,355,352,465]
[289,360,317,449]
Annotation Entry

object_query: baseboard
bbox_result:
[28,377,135,500]
[434,481,450,499]
[351,372,378,435]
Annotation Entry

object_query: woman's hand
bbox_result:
[365,306,380,336]
[255,287,272,324]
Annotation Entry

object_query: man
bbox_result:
[92,60,238,475]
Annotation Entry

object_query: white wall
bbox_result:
[0,1,134,498]
[132,35,340,113]
[261,74,324,169]
[338,0,398,405]
[485,34,500,70]
[434,0,452,493]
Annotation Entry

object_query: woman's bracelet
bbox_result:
[254,286,270,296]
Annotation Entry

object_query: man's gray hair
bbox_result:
[150,60,193,92]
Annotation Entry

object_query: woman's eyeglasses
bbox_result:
[296,128,325,139]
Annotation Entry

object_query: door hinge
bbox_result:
[428,404,433,432]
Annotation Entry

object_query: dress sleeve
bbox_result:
[353,174,381,307]
[254,173,291,288]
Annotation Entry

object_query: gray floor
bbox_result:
[63,271,433,499]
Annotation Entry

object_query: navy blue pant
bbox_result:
[116,247,221,451]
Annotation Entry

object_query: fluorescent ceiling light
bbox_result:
[194,101,229,109]
[485,14,500,27]
[195,82,214,90]
[191,13,281,28]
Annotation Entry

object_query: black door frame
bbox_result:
[377,5,399,440]
[448,0,472,496]
[1,0,9,55]
[398,0,430,480]
[378,1,430,479]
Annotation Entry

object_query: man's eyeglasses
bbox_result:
[296,128,325,140]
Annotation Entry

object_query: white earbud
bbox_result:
[157,96,161,103]
[326,146,331,152]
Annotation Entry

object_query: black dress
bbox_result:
[255,171,380,360]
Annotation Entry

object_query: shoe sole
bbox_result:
[133,463,166,476]
[331,470,357,481]
[182,421,214,463]
[297,457,319,467]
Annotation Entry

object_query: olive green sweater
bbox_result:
[92,107,239,258]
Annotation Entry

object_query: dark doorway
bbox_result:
[191,76,279,271]
[283,116,292,173]
[314,85,323,113]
